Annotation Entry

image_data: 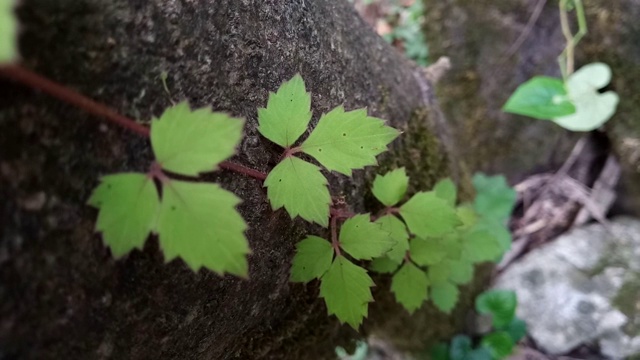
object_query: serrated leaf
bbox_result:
[552,63,619,131]
[475,218,512,253]
[431,281,459,313]
[264,156,330,227]
[410,238,446,266]
[447,259,474,285]
[504,318,527,342]
[391,262,429,313]
[476,290,517,328]
[151,102,244,176]
[320,256,374,329]
[300,106,399,176]
[0,0,18,64]
[375,215,409,263]
[370,256,401,273]
[480,332,515,359]
[449,335,472,360]
[290,236,334,283]
[457,205,478,229]
[503,76,576,119]
[88,173,160,257]
[400,191,461,238]
[462,228,503,263]
[472,173,516,222]
[434,178,457,206]
[340,214,396,260]
[157,180,249,276]
[372,168,409,206]
[428,261,451,285]
[257,74,312,148]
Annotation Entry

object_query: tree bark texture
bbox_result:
[0,1,474,359]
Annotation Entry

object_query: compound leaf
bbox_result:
[431,281,459,313]
[370,256,400,274]
[410,238,447,266]
[264,156,330,227]
[1,0,18,64]
[475,290,517,329]
[400,191,461,238]
[320,255,374,329]
[151,102,244,176]
[462,228,503,263]
[375,215,409,263]
[340,214,396,260]
[157,180,249,276]
[472,173,516,222]
[301,106,399,176]
[428,261,451,285]
[503,76,575,119]
[447,259,475,285]
[88,173,160,257]
[434,178,457,206]
[391,262,429,313]
[372,168,409,206]
[290,235,334,283]
[257,74,312,148]
[480,331,515,359]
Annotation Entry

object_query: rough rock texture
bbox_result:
[0,1,474,359]
[494,217,640,358]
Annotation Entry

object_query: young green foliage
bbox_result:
[264,157,330,226]
[503,318,527,343]
[472,173,516,223]
[0,0,17,64]
[372,168,409,206]
[400,191,461,238]
[370,256,400,274]
[290,235,334,283]
[301,107,399,176]
[502,76,576,119]
[320,255,374,329]
[375,215,409,263]
[431,281,459,313]
[339,214,396,260]
[434,177,457,206]
[475,290,517,329]
[391,262,429,313]
[480,332,515,359]
[461,228,504,263]
[410,238,447,266]
[151,102,244,176]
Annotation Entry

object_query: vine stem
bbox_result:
[0,65,268,181]
[330,215,341,256]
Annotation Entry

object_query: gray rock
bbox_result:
[494,217,640,358]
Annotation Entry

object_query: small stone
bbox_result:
[20,192,47,211]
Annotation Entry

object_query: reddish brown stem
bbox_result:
[0,65,268,181]
[330,215,341,256]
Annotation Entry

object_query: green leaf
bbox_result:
[434,178,457,206]
[472,174,516,222]
[475,290,517,329]
[431,343,451,360]
[503,76,576,119]
[431,281,459,313]
[504,318,527,343]
[552,62,619,131]
[151,102,244,176]
[480,331,515,359]
[462,228,503,263]
[372,168,409,206]
[88,173,160,257]
[300,106,399,176]
[370,256,400,274]
[257,74,312,148]
[340,214,396,260]
[428,261,451,284]
[264,156,330,227]
[391,262,429,313]
[464,348,493,360]
[450,335,472,360]
[320,256,374,329]
[447,259,474,285]
[457,205,479,229]
[157,180,249,276]
[0,0,18,64]
[290,236,334,283]
[410,238,447,266]
[400,191,461,238]
[475,218,512,253]
[375,215,409,263]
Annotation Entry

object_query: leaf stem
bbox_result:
[331,215,341,256]
[0,65,268,181]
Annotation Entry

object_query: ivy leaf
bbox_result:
[472,173,516,222]
[88,173,160,257]
[553,63,619,131]
[264,156,330,227]
[257,74,312,148]
[301,106,399,176]
[447,259,474,285]
[290,236,334,283]
[375,215,409,263]
[475,290,517,328]
[372,168,409,206]
[480,331,515,359]
[0,0,18,64]
[400,191,461,238]
[410,238,447,266]
[391,262,429,313]
[157,180,249,276]
[434,178,457,206]
[320,256,374,329]
[462,228,503,263]
[369,256,400,274]
[431,281,459,313]
[504,318,527,342]
[340,214,396,260]
[151,102,244,176]
[503,76,576,119]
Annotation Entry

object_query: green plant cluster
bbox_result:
[431,290,526,360]
[381,0,429,66]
